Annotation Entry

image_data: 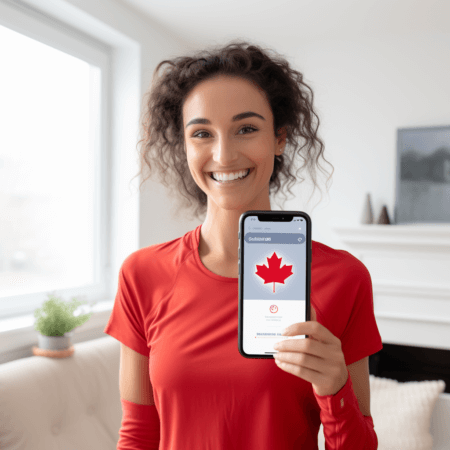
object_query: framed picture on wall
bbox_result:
[394,125,450,225]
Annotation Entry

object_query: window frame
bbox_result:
[0,0,141,363]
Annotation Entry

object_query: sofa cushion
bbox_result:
[0,336,121,450]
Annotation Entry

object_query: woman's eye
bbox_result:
[193,125,257,139]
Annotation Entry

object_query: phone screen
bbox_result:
[239,213,310,357]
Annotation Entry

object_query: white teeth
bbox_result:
[212,168,250,182]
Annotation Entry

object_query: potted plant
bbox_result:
[32,293,97,357]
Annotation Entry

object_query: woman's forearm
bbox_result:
[313,368,378,449]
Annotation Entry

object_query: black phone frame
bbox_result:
[238,210,312,359]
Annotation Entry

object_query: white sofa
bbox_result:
[0,336,449,450]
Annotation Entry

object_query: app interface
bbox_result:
[242,216,307,356]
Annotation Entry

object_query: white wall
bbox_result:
[278,31,450,250]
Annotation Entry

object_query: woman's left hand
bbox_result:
[273,305,349,396]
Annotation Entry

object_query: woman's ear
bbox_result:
[277,126,287,143]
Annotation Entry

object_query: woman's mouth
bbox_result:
[208,167,254,185]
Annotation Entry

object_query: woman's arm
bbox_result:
[120,343,155,405]
[117,343,160,449]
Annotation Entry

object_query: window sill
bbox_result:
[0,300,114,364]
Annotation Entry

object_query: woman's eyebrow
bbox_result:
[185,111,266,129]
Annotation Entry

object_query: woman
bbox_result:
[104,40,383,449]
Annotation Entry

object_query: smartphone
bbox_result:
[238,210,311,359]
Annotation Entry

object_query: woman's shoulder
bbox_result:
[312,240,369,276]
[313,239,350,261]
[121,229,196,278]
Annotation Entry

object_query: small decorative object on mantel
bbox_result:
[361,193,374,224]
[377,205,391,224]
[32,294,96,358]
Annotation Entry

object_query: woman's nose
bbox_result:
[212,139,240,164]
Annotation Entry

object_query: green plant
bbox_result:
[33,294,97,337]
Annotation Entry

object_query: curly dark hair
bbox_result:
[132,39,334,221]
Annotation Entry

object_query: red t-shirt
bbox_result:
[104,224,383,449]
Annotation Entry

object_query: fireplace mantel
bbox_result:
[333,224,450,351]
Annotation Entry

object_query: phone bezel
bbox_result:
[237,210,312,359]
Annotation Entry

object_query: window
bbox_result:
[0,0,112,322]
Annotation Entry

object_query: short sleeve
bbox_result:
[103,263,149,357]
[340,262,383,366]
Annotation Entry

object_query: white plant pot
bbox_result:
[38,331,74,350]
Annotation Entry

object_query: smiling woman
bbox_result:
[106,38,383,450]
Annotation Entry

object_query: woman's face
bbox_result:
[182,75,285,211]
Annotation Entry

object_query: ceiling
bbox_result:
[118,0,450,50]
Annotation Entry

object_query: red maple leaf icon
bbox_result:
[255,252,293,293]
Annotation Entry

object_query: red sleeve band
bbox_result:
[117,398,160,450]
[313,368,378,449]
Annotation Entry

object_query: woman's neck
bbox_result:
[200,196,272,264]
